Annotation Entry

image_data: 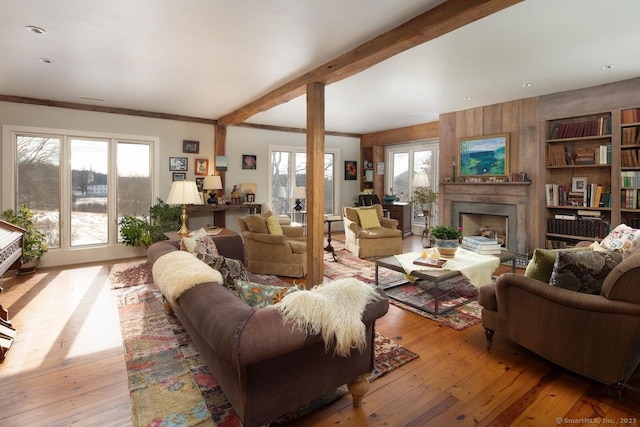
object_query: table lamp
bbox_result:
[203,175,223,205]
[166,180,203,235]
[291,186,306,211]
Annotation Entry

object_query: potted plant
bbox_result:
[430,225,462,258]
[1,204,48,274]
[409,187,438,211]
[119,198,180,247]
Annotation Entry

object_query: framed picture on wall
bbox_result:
[195,158,208,175]
[169,157,188,171]
[458,133,509,178]
[196,177,204,191]
[182,140,199,154]
[344,161,357,180]
[242,154,257,169]
[172,172,186,181]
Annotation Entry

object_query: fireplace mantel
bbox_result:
[440,181,532,255]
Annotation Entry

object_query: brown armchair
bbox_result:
[479,251,640,390]
[343,204,402,258]
[237,214,306,277]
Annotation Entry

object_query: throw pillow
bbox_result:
[550,250,623,294]
[236,280,300,308]
[181,235,220,263]
[244,215,269,234]
[357,208,381,229]
[524,247,591,283]
[266,215,284,235]
[600,224,640,258]
[205,255,249,292]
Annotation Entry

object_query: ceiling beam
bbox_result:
[218,0,522,126]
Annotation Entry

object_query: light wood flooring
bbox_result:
[0,235,638,426]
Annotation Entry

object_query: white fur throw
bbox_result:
[152,251,223,306]
[274,278,381,357]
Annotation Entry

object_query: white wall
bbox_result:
[0,101,361,265]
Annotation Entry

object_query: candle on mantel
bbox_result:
[452,160,456,182]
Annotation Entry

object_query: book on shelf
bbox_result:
[622,108,640,125]
[577,209,602,217]
[555,213,577,220]
[460,243,502,255]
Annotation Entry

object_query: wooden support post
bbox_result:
[306,82,325,288]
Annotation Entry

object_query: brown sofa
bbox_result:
[147,239,389,427]
[343,204,403,258]
[237,213,307,277]
[479,250,640,389]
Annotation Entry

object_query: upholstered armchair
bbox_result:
[237,213,307,278]
[479,249,640,391]
[342,204,402,258]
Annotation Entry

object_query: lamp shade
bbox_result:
[166,181,203,205]
[291,186,306,199]
[203,175,223,190]
[412,173,431,188]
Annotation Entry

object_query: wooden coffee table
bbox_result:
[375,250,516,315]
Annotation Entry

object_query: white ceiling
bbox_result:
[2,0,640,135]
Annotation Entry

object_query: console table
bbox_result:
[187,203,261,228]
[382,202,412,239]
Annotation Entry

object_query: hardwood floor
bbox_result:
[0,236,638,426]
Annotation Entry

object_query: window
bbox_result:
[386,140,439,227]
[269,146,339,216]
[6,127,155,260]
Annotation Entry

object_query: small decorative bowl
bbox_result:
[382,195,396,203]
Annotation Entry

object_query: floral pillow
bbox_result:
[205,256,249,292]
[181,235,219,264]
[549,250,623,294]
[599,224,640,258]
[235,280,300,308]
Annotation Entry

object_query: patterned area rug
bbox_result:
[109,259,154,289]
[116,286,419,427]
[325,250,482,330]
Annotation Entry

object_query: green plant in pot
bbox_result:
[1,204,48,273]
[430,225,462,258]
[119,198,181,247]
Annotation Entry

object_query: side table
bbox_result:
[324,215,341,262]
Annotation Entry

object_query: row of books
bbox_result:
[546,144,611,166]
[548,116,611,140]
[545,183,611,208]
[621,189,640,210]
[628,218,640,228]
[622,108,640,125]
[546,217,609,239]
[622,127,640,145]
[622,171,640,188]
[621,148,640,167]
[546,240,568,249]
[460,235,502,255]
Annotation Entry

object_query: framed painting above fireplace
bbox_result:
[458,133,509,178]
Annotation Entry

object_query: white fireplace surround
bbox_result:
[441,183,531,255]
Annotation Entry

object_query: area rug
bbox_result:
[116,286,419,427]
[109,259,154,289]
[324,251,482,330]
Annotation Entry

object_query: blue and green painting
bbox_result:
[459,137,506,176]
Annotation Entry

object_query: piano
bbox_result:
[0,219,24,361]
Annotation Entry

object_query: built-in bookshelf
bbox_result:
[544,112,612,248]
[360,147,374,191]
[621,107,640,228]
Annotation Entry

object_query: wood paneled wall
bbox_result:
[438,97,541,254]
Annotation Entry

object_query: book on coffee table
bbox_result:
[413,257,447,268]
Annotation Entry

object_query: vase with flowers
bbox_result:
[430,225,462,258]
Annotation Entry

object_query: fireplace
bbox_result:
[441,182,531,255]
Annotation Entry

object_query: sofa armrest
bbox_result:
[380,217,399,229]
[282,225,304,238]
[344,218,360,234]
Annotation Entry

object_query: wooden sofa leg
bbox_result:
[347,374,370,407]
[163,300,174,316]
[484,328,494,349]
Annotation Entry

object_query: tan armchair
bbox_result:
[479,251,640,390]
[237,214,307,278]
[343,204,402,258]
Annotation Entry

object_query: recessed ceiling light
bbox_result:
[522,83,532,88]
[25,25,46,34]
[38,58,54,64]
[464,96,472,100]
[601,64,613,70]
